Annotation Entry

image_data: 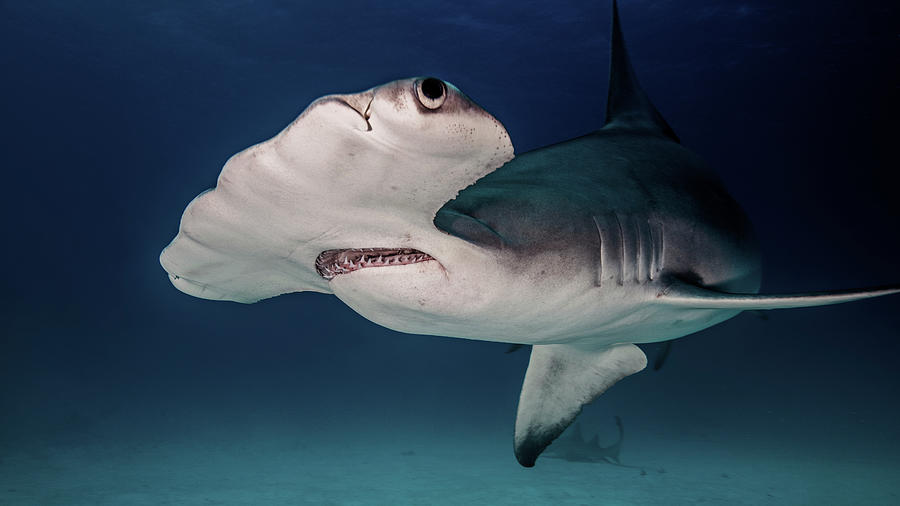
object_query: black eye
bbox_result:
[421,78,444,99]
[415,77,447,110]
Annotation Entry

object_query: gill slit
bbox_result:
[595,213,664,287]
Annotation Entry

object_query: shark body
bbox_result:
[160,1,899,467]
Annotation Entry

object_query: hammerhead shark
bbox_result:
[159,1,899,467]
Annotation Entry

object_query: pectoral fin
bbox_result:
[658,280,900,310]
[514,343,647,467]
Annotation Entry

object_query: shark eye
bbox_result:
[415,78,447,109]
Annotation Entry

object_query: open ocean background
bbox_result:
[2,1,898,504]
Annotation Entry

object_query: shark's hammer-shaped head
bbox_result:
[160,78,514,332]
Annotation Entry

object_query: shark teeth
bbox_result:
[315,248,434,280]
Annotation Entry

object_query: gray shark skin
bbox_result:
[159,0,900,468]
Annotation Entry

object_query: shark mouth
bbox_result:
[315,248,435,280]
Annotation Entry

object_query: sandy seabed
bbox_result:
[2,418,898,506]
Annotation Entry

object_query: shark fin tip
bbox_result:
[604,0,679,142]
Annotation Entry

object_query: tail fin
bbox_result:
[657,280,900,310]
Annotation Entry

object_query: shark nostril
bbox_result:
[363,96,373,120]
[334,91,375,130]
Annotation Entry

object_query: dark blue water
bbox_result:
[2,1,898,504]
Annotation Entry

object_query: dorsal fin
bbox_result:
[604,0,679,142]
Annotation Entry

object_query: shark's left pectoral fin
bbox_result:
[514,343,647,467]
[658,280,900,310]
